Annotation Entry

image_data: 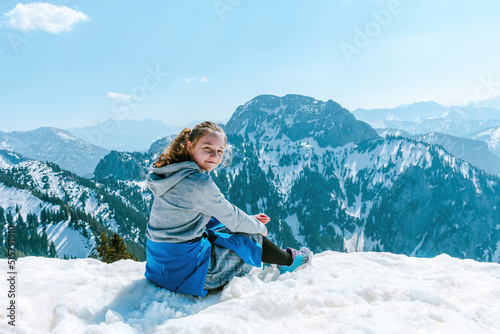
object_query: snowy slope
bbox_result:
[0,177,96,259]
[1,252,499,333]
[395,131,500,176]
[469,126,500,156]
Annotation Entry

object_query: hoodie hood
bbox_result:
[146,161,203,197]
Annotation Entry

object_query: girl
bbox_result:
[145,121,311,297]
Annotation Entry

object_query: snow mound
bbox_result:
[1,251,499,333]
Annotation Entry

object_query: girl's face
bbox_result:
[187,132,225,172]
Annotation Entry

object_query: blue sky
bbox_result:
[1,0,500,132]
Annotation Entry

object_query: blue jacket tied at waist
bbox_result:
[145,218,262,297]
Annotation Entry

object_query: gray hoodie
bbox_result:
[145,161,267,243]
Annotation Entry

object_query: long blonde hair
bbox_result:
[155,121,228,168]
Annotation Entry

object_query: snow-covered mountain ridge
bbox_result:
[377,130,500,176]
[2,251,499,333]
[469,126,500,156]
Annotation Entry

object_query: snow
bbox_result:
[410,233,427,257]
[344,230,364,252]
[493,240,500,263]
[284,214,306,246]
[39,220,95,258]
[2,251,500,333]
[0,184,59,218]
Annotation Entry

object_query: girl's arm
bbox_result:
[192,176,268,236]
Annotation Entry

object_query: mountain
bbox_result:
[353,101,500,123]
[226,94,379,147]
[367,118,500,138]
[414,132,500,175]
[377,130,500,176]
[353,101,500,139]
[468,94,500,110]
[354,101,448,122]
[0,149,28,168]
[93,151,148,181]
[92,136,174,182]
[0,127,109,177]
[4,252,499,333]
[0,154,150,260]
[67,118,180,152]
[450,105,500,121]
[468,126,500,156]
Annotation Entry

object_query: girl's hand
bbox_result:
[253,213,270,224]
[261,226,268,237]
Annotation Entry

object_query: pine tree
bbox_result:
[40,209,48,225]
[94,232,133,263]
[40,232,49,255]
[0,223,4,255]
[109,233,133,263]
[0,207,5,224]
[95,233,111,263]
[48,242,57,258]
[6,211,13,225]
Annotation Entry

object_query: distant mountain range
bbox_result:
[67,118,180,152]
[353,99,500,122]
[468,94,500,110]
[0,119,181,177]
[0,127,109,177]
[353,100,500,158]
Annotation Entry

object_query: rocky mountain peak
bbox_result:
[93,151,147,181]
[225,94,378,148]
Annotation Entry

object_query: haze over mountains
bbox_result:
[67,118,181,152]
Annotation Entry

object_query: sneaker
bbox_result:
[278,247,312,274]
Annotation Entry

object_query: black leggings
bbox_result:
[261,237,292,265]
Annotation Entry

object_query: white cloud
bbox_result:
[184,76,209,83]
[107,92,132,100]
[4,3,89,33]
